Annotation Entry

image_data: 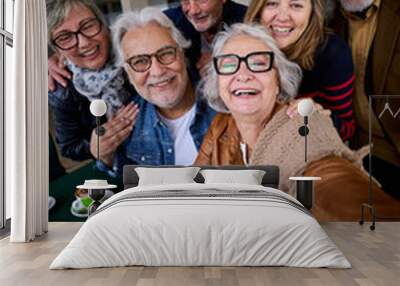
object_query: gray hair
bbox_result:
[46,0,107,49]
[201,23,302,113]
[111,7,191,67]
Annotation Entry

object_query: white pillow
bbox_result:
[200,169,266,185]
[135,167,200,186]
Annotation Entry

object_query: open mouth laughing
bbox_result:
[148,75,176,89]
[79,45,100,58]
[270,26,295,37]
[190,13,209,25]
[232,88,261,97]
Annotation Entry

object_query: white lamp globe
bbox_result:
[90,99,107,117]
[297,99,314,117]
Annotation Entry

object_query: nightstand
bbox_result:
[289,176,321,210]
[76,180,117,215]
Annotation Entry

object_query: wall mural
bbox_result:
[47,0,400,222]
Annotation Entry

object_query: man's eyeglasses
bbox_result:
[52,18,103,50]
[126,46,178,73]
[213,51,274,75]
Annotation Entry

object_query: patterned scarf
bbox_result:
[67,60,131,118]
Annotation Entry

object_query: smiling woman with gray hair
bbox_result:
[194,23,400,221]
[202,23,302,113]
[46,0,139,166]
[195,23,306,168]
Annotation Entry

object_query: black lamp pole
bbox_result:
[298,116,309,162]
[88,100,107,215]
[95,117,105,163]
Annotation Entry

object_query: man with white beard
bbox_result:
[332,0,400,199]
[96,7,216,177]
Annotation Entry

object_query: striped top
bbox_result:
[298,33,355,141]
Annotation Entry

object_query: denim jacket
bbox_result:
[97,95,216,177]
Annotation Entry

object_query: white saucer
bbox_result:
[76,179,117,189]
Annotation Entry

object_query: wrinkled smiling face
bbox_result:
[260,0,312,49]
[217,35,280,119]
[51,3,110,70]
[339,0,374,12]
[181,0,225,32]
[121,23,189,110]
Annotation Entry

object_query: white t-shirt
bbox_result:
[158,104,198,165]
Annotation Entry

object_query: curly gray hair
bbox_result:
[111,7,191,67]
[201,23,302,113]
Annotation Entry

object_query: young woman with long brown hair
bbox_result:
[245,0,355,141]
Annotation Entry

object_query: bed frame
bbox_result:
[123,165,280,190]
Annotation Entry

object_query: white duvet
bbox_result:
[50,183,350,269]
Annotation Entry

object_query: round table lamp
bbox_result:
[293,99,318,211]
[90,99,107,160]
[90,99,107,117]
[78,99,110,215]
[298,98,314,117]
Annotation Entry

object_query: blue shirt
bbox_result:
[97,94,216,177]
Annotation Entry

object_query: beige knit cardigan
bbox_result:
[250,106,368,196]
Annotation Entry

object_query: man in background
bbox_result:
[332,0,400,198]
[164,0,247,77]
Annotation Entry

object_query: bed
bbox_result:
[50,165,350,269]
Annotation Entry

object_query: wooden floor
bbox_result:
[0,222,399,286]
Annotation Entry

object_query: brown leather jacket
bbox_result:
[195,113,400,221]
[195,113,243,165]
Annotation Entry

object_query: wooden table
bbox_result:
[1,222,399,286]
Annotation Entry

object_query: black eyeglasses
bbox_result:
[52,18,103,50]
[126,46,178,73]
[213,51,274,75]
